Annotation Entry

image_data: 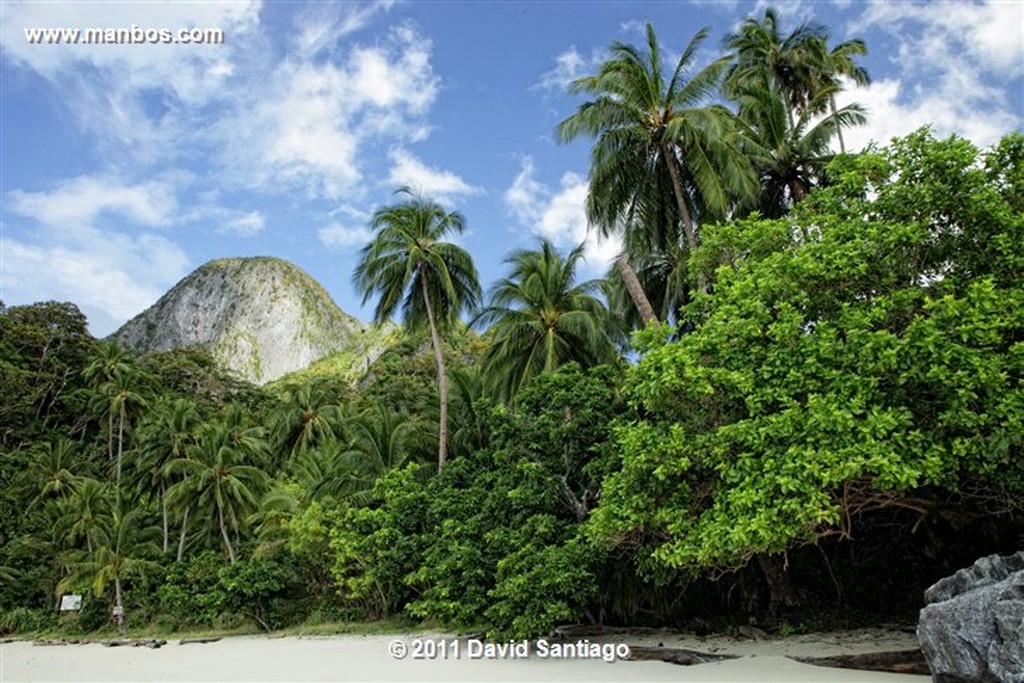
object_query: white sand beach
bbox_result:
[1,631,932,682]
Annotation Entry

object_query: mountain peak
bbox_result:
[112,257,362,384]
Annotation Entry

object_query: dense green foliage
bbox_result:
[1,5,1020,643]
[592,130,1023,577]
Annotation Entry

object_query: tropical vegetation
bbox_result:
[1,7,1021,645]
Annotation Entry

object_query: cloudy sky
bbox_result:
[1,0,1021,336]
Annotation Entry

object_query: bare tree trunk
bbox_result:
[616,253,657,324]
[756,553,802,623]
[662,142,707,295]
[219,505,236,564]
[420,277,449,470]
[176,506,190,562]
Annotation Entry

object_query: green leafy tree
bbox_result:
[558,23,756,312]
[475,239,621,402]
[353,188,482,469]
[590,130,1024,617]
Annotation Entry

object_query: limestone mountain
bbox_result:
[112,257,378,385]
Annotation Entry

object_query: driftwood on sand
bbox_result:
[179,636,222,645]
[792,649,931,675]
[627,646,739,665]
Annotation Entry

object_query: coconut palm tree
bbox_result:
[734,78,866,217]
[55,477,112,554]
[724,7,826,126]
[166,417,268,564]
[27,438,81,507]
[133,397,201,553]
[333,402,417,503]
[807,35,870,153]
[474,239,621,402]
[271,383,349,463]
[557,23,756,311]
[58,503,160,634]
[353,187,482,469]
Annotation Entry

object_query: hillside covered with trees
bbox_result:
[1,9,1021,640]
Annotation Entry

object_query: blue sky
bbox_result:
[2,0,1021,337]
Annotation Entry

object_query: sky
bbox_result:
[1,0,1022,337]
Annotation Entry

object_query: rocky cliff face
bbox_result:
[112,257,365,385]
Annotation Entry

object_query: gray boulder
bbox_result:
[917,551,1024,683]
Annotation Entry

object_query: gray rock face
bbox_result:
[112,257,362,385]
[917,551,1024,683]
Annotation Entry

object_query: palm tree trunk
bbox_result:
[113,575,125,635]
[615,253,657,324]
[161,485,169,554]
[219,505,237,564]
[830,95,846,154]
[107,411,114,464]
[116,410,124,487]
[176,506,190,562]
[662,142,708,295]
[419,276,449,470]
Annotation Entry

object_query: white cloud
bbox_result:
[839,0,1023,149]
[386,149,479,202]
[504,157,620,274]
[1,1,261,159]
[224,23,440,199]
[220,211,265,237]
[535,47,601,92]
[1,227,189,337]
[7,175,177,228]
[318,222,373,249]
[293,1,396,57]
[3,174,190,335]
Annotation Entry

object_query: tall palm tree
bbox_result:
[807,35,870,153]
[734,78,866,217]
[134,398,201,553]
[166,417,268,564]
[353,187,482,469]
[55,477,112,554]
[724,7,826,126]
[474,239,621,402]
[58,503,160,634]
[558,23,756,311]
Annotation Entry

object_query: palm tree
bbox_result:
[557,23,756,311]
[271,383,348,463]
[337,401,416,502]
[166,417,268,564]
[27,438,81,507]
[474,240,621,402]
[807,35,870,153]
[58,503,160,634]
[734,78,866,217]
[724,7,826,126]
[133,397,201,553]
[353,187,482,469]
[55,477,112,554]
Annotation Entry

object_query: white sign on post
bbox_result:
[59,594,83,611]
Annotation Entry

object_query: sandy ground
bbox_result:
[0,630,932,682]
